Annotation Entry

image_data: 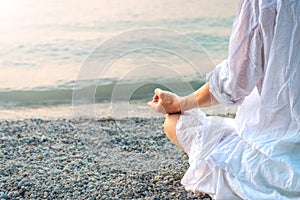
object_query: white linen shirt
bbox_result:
[204,0,300,198]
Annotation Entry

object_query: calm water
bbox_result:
[0,0,238,118]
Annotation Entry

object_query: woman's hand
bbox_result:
[147,88,182,114]
[148,83,218,114]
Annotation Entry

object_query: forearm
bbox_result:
[180,83,218,111]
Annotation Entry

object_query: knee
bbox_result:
[164,114,180,141]
[163,117,170,135]
[163,114,172,136]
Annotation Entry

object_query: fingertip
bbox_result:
[154,88,162,94]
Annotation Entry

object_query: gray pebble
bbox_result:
[0,118,211,200]
[1,194,9,200]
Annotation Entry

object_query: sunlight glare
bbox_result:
[0,0,21,18]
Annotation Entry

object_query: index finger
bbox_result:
[154,88,162,95]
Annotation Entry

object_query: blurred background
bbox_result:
[0,0,238,119]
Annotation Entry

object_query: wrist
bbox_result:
[178,96,185,112]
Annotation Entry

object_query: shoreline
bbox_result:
[0,102,236,120]
[0,117,212,199]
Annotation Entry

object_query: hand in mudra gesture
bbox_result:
[148,83,216,114]
[148,88,182,114]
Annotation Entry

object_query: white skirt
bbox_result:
[176,109,300,200]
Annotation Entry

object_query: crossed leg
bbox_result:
[163,114,184,152]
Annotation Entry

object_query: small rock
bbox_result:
[182,154,188,160]
[1,194,9,200]
[41,135,47,142]
[154,175,161,181]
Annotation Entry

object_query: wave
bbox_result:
[0,78,205,108]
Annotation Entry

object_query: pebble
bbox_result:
[41,135,47,142]
[0,118,212,200]
[1,194,9,200]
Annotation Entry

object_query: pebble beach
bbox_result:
[0,117,212,199]
[0,0,238,198]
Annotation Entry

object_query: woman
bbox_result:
[148,0,300,199]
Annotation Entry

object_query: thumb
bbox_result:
[147,100,157,110]
[148,101,165,114]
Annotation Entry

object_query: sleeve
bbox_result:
[207,0,264,106]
